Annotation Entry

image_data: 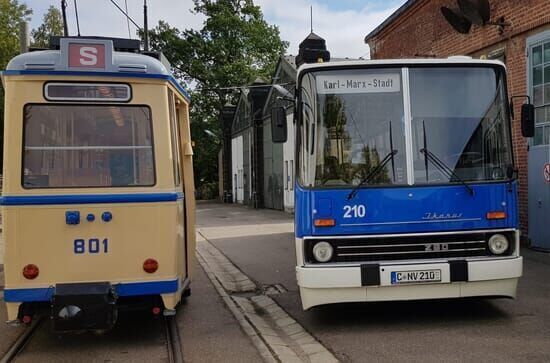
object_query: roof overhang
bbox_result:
[364,0,419,44]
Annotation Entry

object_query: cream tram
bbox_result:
[0,37,196,331]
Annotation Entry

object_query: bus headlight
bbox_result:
[488,234,509,255]
[312,242,333,262]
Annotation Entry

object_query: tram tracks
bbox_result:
[1,314,183,363]
[163,316,184,363]
[0,318,43,363]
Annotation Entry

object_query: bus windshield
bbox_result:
[298,66,513,188]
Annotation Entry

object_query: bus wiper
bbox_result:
[347,149,398,200]
[419,148,474,196]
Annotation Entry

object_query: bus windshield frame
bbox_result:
[296,64,514,189]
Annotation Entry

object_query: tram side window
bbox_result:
[168,90,182,186]
[23,104,155,188]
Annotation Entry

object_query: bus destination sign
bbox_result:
[316,73,401,94]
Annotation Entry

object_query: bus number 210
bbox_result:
[343,205,366,218]
[74,238,109,254]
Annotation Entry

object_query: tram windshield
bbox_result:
[23,104,155,188]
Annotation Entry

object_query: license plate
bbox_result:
[390,269,441,285]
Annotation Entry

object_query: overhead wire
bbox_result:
[201,82,295,92]
[124,0,131,38]
[109,0,142,30]
[73,0,81,36]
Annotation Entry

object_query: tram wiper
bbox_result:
[347,149,398,201]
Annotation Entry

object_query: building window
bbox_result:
[289,160,294,191]
[285,160,288,190]
[531,41,550,146]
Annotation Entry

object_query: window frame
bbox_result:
[168,89,182,186]
[21,102,156,189]
[527,31,550,147]
[296,63,515,190]
[44,82,132,103]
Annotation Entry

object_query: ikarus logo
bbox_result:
[422,212,463,220]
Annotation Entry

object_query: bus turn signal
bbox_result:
[314,218,336,227]
[487,211,507,220]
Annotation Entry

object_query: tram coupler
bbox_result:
[51,282,117,332]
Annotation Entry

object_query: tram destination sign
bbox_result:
[60,38,116,72]
[316,73,401,94]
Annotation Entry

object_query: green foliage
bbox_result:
[147,0,288,187]
[0,0,32,172]
[0,0,31,68]
[197,181,219,200]
[31,5,64,48]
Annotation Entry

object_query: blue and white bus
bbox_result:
[272,57,534,309]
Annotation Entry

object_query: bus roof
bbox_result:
[2,37,190,101]
[297,57,506,77]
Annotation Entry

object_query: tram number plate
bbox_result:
[74,238,109,254]
[391,269,441,284]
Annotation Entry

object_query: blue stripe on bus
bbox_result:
[0,193,181,206]
[3,278,179,302]
[0,70,191,101]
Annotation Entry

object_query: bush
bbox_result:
[197,182,219,200]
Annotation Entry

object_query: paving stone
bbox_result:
[296,335,316,345]
[246,315,271,329]
[308,351,339,363]
[275,317,296,328]
[252,297,276,309]
[282,323,303,336]
[263,334,287,347]
[254,325,278,337]
[276,354,303,363]
[272,345,300,359]
[300,343,324,355]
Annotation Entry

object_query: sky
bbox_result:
[25,0,406,59]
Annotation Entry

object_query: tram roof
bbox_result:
[2,37,190,101]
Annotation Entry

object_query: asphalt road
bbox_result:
[199,202,550,363]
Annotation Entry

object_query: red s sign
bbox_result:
[68,43,105,68]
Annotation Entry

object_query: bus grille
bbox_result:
[304,231,514,264]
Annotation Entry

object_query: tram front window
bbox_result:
[22,104,155,188]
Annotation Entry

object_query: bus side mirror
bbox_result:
[271,107,287,143]
[521,103,535,138]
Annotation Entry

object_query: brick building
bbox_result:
[365,0,550,243]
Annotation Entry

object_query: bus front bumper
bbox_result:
[296,256,522,310]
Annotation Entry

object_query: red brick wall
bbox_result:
[367,0,550,234]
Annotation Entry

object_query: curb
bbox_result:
[196,231,339,363]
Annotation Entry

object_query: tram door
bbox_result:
[169,91,188,277]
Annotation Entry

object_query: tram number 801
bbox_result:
[74,238,109,254]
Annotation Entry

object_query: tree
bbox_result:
[147,0,288,188]
[0,0,32,173]
[31,5,64,48]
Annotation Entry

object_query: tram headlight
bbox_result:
[488,234,509,255]
[312,241,333,263]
